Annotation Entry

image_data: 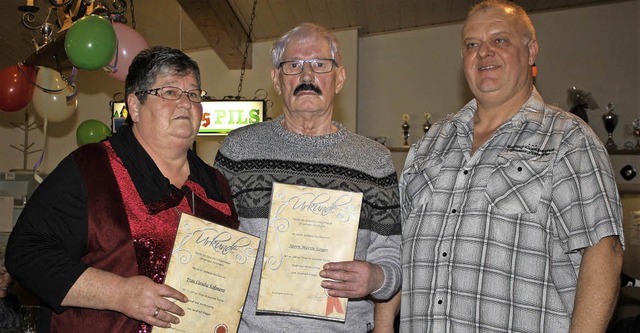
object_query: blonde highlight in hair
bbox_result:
[465,0,537,43]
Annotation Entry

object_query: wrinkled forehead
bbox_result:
[283,34,331,57]
[152,70,199,87]
[462,7,523,39]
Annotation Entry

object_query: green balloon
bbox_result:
[64,15,117,70]
[76,119,112,145]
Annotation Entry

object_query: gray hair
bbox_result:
[271,23,342,68]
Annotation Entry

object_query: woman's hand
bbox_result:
[0,267,12,298]
[115,275,189,328]
[62,268,189,328]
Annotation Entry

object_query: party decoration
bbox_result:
[32,67,78,122]
[64,15,117,70]
[0,64,36,112]
[76,119,111,145]
[8,109,42,172]
[107,22,149,81]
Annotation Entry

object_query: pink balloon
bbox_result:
[107,23,149,81]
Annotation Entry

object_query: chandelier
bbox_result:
[19,0,132,52]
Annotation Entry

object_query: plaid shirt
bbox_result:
[399,89,623,333]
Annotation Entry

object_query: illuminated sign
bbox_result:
[199,100,265,136]
[111,101,127,133]
[110,100,266,136]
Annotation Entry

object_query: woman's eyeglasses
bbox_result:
[136,86,207,103]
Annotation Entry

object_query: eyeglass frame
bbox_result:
[135,86,207,103]
[277,58,337,75]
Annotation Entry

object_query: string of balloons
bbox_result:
[0,12,150,173]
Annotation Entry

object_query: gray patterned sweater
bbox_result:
[215,115,401,333]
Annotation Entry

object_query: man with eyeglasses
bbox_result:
[215,23,402,332]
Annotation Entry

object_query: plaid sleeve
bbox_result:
[550,123,624,252]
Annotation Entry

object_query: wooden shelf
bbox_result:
[607,149,640,155]
[618,183,640,194]
[389,146,410,152]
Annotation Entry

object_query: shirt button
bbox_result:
[463,170,469,175]
[517,167,523,172]
[437,300,443,304]
[442,252,447,257]
[451,209,457,213]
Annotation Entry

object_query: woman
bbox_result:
[6,47,238,332]
[0,260,21,330]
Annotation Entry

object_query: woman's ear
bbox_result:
[127,93,141,123]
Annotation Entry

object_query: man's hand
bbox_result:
[319,260,384,298]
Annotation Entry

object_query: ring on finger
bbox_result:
[153,308,160,317]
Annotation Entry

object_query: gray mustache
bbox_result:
[294,83,322,95]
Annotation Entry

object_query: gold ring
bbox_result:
[153,308,160,317]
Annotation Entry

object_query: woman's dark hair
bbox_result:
[124,46,201,125]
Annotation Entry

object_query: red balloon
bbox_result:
[0,64,36,112]
[107,23,149,81]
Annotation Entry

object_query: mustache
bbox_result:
[294,83,322,95]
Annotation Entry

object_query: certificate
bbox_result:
[155,213,259,333]
[257,183,363,321]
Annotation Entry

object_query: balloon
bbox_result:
[32,66,78,122]
[76,119,111,145]
[0,64,36,112]
[107,23,149,81]
[64,15,117,70]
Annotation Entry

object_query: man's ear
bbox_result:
[271,68,282,95]
[528,39,539,66]
[127,94,141,123]
[334,66,346,94]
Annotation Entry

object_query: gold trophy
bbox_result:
[402,114,410,146]
[601,103,618,150]
[423,112,432,133]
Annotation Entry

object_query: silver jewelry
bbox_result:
[153,308,160,317]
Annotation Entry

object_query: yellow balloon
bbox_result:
[32,66,78,122]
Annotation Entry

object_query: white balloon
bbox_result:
[32,66,78,122]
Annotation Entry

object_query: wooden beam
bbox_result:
[177,0,251,70]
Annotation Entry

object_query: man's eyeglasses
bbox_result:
[136,86,207,103]
[278,58,336,75]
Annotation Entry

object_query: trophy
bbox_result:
[423,112,432,133]
[402,114,410,146]
[601,103,618,150]
[632,118,640,150]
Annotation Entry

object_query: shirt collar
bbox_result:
[451,86,547,131]
[108,125,214,213]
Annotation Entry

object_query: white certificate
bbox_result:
[156,213,259,333]
[257,183,363,321]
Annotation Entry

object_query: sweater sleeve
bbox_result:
[367,231,402,300]
[362,157,402,301]
[5,156,90,312]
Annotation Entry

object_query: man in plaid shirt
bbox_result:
[399,1,624,332]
